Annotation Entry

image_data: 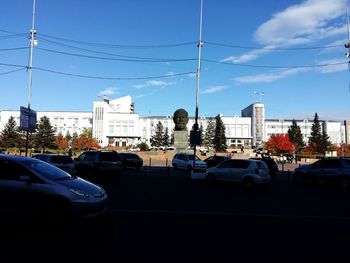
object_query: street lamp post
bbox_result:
[25,0,36,156]
[192,0,203,170]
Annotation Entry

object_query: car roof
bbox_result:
[0,153,38,162]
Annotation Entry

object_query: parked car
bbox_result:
[0,154,107,220]
[293,158,350,189]
[119,152,143,170]
[172,153,207,172]
[32,154,75,174]
[74,150,123,179]
[250,157,278,176]
[204,155,230,168]
[206,159,271,188]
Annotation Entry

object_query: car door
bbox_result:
[214,160,234,181]
[229,160,250,182]
[319,159,342,182]
[177,154,188,169]
[0,158,45,214]
[306,160,324,180]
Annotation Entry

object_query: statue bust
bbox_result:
[173,108,189,131]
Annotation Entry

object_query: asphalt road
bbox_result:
[1,168,350,262]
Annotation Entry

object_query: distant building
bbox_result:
[0,110,92,136]
[0,95,346,148]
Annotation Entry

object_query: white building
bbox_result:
[241,103,265,148]
[0,110,92,136]
[0,95,347,148]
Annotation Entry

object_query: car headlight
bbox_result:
[68,188,90,200]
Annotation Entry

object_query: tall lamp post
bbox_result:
[192,0,203,170]
[25,0,37,156]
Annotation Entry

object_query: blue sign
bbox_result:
[20,106,37,131]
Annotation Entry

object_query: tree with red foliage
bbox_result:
[73,133,100,150]
[55,132,68,150]
[264,134,293,155]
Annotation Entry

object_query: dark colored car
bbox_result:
[74,150,123,179]
[0,154,107,220]
[32,154,75,174]
[250,157,278,176]
[293,158,350,189]
[204,155,230,168]
[119,152,143,170]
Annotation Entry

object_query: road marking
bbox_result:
[106,208,350,221]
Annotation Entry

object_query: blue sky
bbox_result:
[1,0,350,120]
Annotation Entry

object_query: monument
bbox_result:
[173,108,189,152]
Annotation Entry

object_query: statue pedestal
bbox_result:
[174,131,188,152]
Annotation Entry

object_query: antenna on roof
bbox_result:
[97,95,111,104]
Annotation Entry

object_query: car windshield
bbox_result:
[187,155,200,161]
[50,155,73,164]
[24,159,72,181]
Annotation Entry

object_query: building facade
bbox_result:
[0,96,347,148]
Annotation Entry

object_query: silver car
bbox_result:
[206,159,271,188]
[0,154,107,221]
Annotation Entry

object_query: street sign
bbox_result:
[20,106,37,132]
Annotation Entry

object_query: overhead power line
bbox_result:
[0,47,28,51]
[0,67,26,76]
[0,62,195,80]
[205,41,344,51]
[36,45,196,63]
[38,33,197,49]
[202,59,349,69]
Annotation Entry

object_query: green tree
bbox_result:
[71,132,79,149]
[65,131,72,144]
[82,127,92,137]
[34,116,56,153]
[138,141,149,151]
[162,127,170,147]
[213,116,227,152]
[204,119,215,148]
[287,119,305,152]
[0,116,20,148]
[320,130,333,155]
[308,113,322,153]
[150,121,164,147]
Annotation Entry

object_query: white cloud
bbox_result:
[98,87,118,96]
[316,58,349,73]
[234,68,311,84]
[133,80,176,89]
[202,85,227,94]
[222,0,348,63]
[255,0,347,46]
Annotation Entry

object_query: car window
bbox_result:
[0,159,32,181]
[25,159,72,181]
[218,160,233,168]
[187,155,200,161]
[100,152,120,161]
[256,161,267,169]
[311,160,324,169]
[85,152,97,161]
[323,159,342,168]
[231,160,249,169]
[50,156,73,164]
[178,154,187,161]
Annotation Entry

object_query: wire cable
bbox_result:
[205,41,344,50]
[0,47,29,51]
[202,58,349,69]
[36,47,197,63]
[38,33,197,49]
[0,67,26,76]
[36,36,196,61]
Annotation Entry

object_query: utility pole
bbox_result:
[25,0,37,156]
[345,8,350,96]
[192,0,203,170]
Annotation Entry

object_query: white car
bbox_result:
[172,153,207,172]
[206,159,270,188]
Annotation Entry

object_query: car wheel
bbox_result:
[338,177,350,190]
[243,177,254,189]
[206,173,216,183]
[41,198,72,225]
